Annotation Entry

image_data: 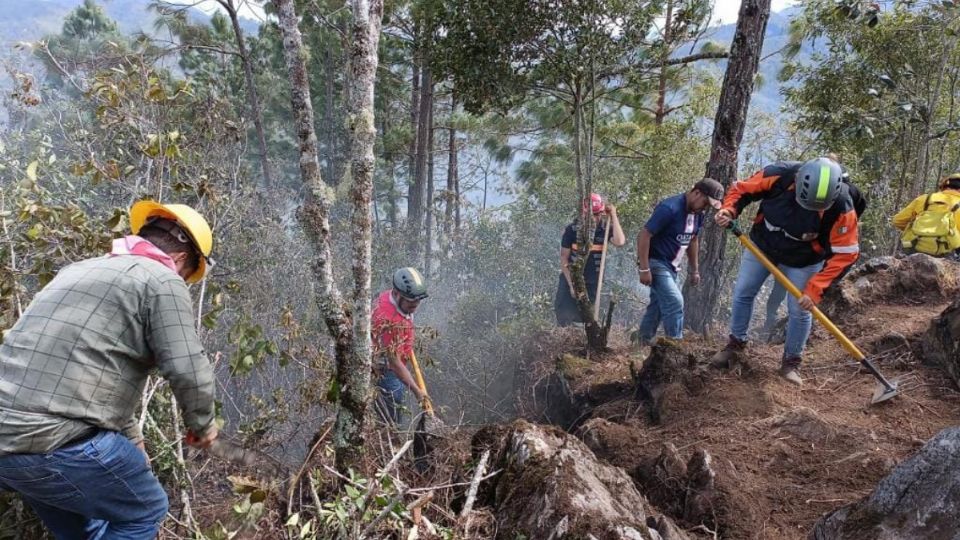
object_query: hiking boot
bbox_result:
[709,336,747,369]
[779,356,803,386]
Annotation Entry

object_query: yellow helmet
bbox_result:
[130,200,213,283]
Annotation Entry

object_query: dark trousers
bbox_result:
[554,274,598,326]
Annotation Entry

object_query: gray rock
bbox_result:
[472,420,690,540]
[860,256,897,274]
[923,299,960,385]
[811,426,960,540]
[821,255,959,318]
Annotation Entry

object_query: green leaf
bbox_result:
[286,513,300,527]
[26,161,38,181]
[25,223,42,240]
[326,377,340,402]
[202,311,219,329]
[879,75,896,89]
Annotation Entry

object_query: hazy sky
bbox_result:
[176,0,801,26]
[712,0,800,25]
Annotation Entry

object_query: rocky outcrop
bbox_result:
[811,426,960,540]
[632,443,720,528]
[923,299,960,389]
[821,255,960,317]
[472,419,690,540]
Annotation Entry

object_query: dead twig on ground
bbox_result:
[688,523,719,539]
[460,450,490,533]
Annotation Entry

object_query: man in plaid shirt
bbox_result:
[0,201,218,539]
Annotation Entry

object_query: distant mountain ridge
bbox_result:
[697,6,809,113]
[0,0,259,46]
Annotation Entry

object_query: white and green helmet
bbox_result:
[795,157,843,211]
[392,267,428,300]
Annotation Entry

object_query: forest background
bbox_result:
[2,0,959,537]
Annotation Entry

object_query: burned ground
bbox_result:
[514,256,960,539]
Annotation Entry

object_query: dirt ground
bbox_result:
[523,297,960,540]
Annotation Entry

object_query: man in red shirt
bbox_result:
[372,267,429,424]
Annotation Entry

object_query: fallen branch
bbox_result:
[359,491,406,539]
[358,439,413,516]
[407,491,434,526]
[406,469,502,494]
[689,523,719,540]
[460,449,491,533]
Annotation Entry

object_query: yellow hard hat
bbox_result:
[130,200,213,283]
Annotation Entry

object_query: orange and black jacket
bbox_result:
[722,161,860,303]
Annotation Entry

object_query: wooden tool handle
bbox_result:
[729,223,866,361]
[594,217,612,319]
[408,350,435,415]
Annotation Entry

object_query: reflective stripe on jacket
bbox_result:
[722,162,860,303]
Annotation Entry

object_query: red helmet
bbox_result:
[582,193,605,215]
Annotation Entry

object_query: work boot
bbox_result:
[779,356,803,386]
[709,336,747,369]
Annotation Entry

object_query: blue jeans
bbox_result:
[638,259,684,341]
[377,368,407,426]
[730,249,822,358]
[764,282,788,330]
[0,430,168,540]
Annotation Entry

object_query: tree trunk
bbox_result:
[406,53,421,227]
[682,0,771,333]
[220,0,274,188]
[409,64,432,258]
[454,153,461,232]
[424,95,434,274]
[654,0,674,127]
[914,33,950,195]
[324,48,338,185]
[274,0,353,472]
[444,91,457,240]
[570,87,604,352]
[341,0,383,473]
[381,113,399,229]
[935,69,958,184]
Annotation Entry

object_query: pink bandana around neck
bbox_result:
[110,235,179,274]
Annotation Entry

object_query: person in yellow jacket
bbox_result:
[892,173,960,259]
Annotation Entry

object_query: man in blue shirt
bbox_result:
[635,178,724,343]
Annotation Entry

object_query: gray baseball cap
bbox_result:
[694,178,725,209]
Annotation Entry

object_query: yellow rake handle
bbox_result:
[729,224,866,362]
[408,350,435,415]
